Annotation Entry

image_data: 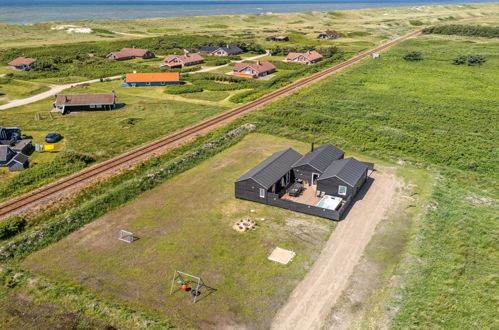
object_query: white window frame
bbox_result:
[311,173,319,186]
[146,82,151,86]
[338,185,347,196]
[161,81,166,85]
[259,188,266,198]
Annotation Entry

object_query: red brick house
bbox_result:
[233,61,276,78]
[285,51,323,65]
[106,48,155,61]
[161,52,205,68]
[8,57,37,71]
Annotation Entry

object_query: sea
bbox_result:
[0,0,496,25]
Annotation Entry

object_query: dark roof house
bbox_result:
[106,48,155,61]
[235,143,373,221]
[292,144,344,184]
[8,56,37,71]
[266,36,289,42]
[0,145,16,166]
[317,30,339,40]
[7,152,29,171]
[236,148,302,190]
[54,93,116,114]
[200,45,243,56]
[0,126,21,141]
[233,61,276,78]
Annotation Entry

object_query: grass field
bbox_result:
[23,134,335,328]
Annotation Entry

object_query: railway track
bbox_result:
[0,29,421,219]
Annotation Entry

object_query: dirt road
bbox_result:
[0,75,122,110]
[271,168,402,330]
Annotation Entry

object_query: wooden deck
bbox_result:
[282,183,322,206]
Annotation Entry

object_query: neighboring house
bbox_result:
[316,158,369,199]
[122,72,181,87]
[106,48,155,61]
[285,51,323,65]
[200,45,243,56]
[235,148,302,203]
[8,56,37,71]
[0,146,29,171]
[7,153,29,171]
[266,36,289,42]
[233,61,276,78]
[292,144,344,185]
[161,52,205,68]
[0,126,33,158]
[235,143,373,220]
[54,93,116,114]
[317,30,339,40]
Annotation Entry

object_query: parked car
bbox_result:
[45,133,62,143]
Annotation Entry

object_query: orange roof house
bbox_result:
[285,51,323,65]
[123,72,181,86]
[8,56,37,70]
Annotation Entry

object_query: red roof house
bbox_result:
[8,57,37,71]
[106,48,155,61]
[285,51,323,65]
[233,61,276,78]
[161,52,205,68]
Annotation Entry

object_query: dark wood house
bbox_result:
[54,93,116,114]
[200,45,243,57]
[316,157,369,199]
[292,144,344,186]
[235,148,302,203]
[266,36,289,42]
[317,30,339,40]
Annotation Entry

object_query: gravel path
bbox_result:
[271,168,402,330]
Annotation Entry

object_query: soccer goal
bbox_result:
[170,270,204,303]
[118,230,135,243]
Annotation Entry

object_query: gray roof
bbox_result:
[200,45,243,55]
[292,144,344,173]
[236,148,303,189]
[318,157,369,187]
[0,145,14,162]
[10,152,28,164]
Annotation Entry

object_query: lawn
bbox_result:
[23,134,334,328]
[0,80,230,200]
[0,77,50,104]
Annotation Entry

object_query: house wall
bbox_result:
[317,170,367,199]
[8,160,27,171]
[0,149,16,166]
[293,164,321,185]
[125,81,181,87]
[235,178,268,204]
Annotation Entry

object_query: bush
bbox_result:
[452,54,486,66]
[403,51,423,61]
[164,84,203,94]
[0,217,27,239]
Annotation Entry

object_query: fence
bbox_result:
[267,192,343,221]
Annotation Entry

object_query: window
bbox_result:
[146,82,151,86]
[338,185,347,196]
[259,188,265,198]
[161,81,165,85]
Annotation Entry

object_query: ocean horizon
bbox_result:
[0,0,496,25]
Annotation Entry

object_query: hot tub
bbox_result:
[316,195,342,210]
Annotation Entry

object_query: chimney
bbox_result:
[257,60,261,65]
[311,142,315,152]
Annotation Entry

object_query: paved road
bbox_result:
[271,168,402,330]
[0,75,122,110]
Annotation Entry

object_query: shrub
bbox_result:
[409,20,424,26]
[423,24,499,38]
[403,51,423,61]
[0,217,27,239]
[164,84,203,94]
[452,54,487,66]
